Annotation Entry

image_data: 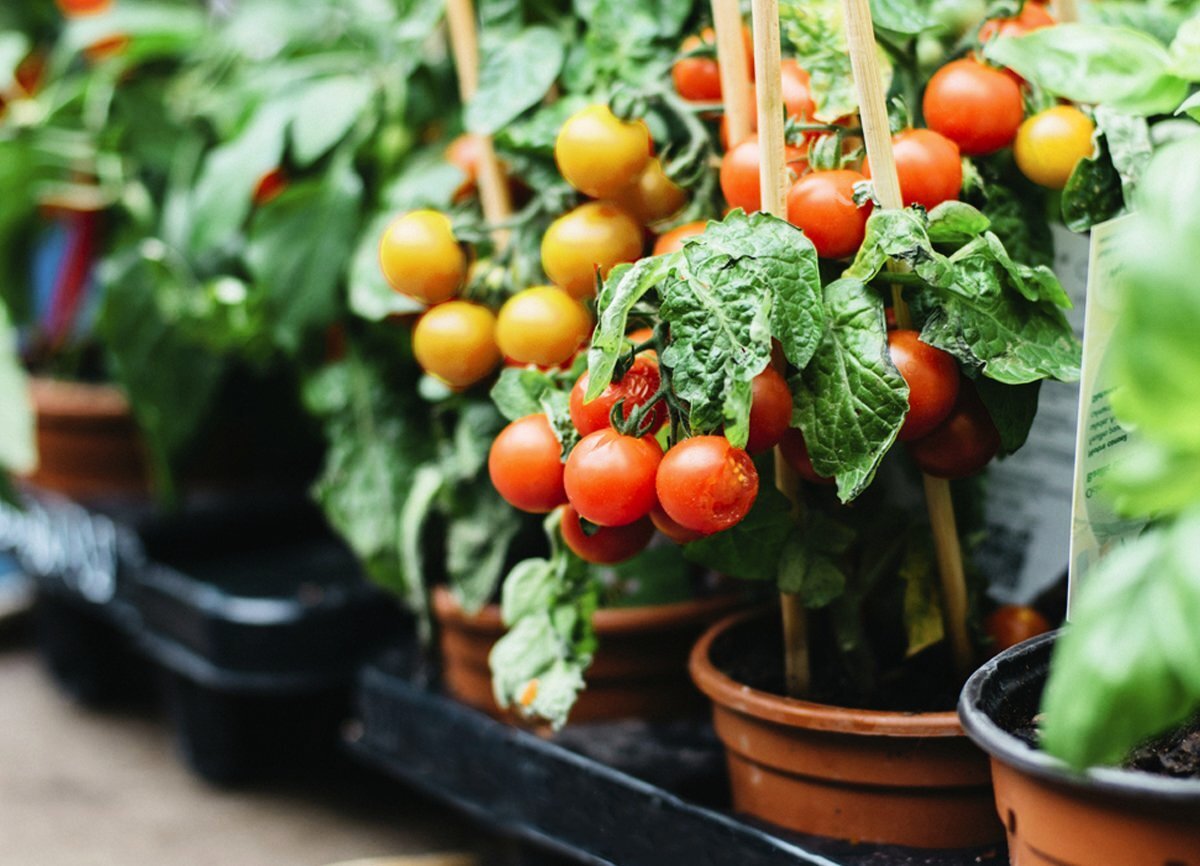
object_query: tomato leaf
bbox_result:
[975,378,1041,455]
[501,557,559,624]
[665,211,823,447]
[490,367,578,457]
[984,24,1191,116]
[446,484,522,615]
[791,278,908,503]
[290,75,376,167]
[844,208,955,286]
[467,26,564,136]
[683,484,795,581]
[900,537,944,658]
[1061,138,1124,233]
[777,512,855,607]
[585,253,678,401]
[1041,510,1200,769]
[926,200,991,245]
[870,0,936,35]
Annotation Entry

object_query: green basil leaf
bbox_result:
[1041,510,1200,769]
[791,278,908,503]
[467,26,564,136]
[984,24,1190,116]
[1178,91,1200,121]
[683,484,795,581]
[586,254,678,400]
[1109,439,1200,519]
[1169,14,1200,80]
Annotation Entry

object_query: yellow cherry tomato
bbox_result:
[497,286,592,367]
[1014,106,1096,190]
[378,210,467,304]
[612,158,689,225]
[412,301,500,389]
[541,202,644,299]
[555,105,651,199]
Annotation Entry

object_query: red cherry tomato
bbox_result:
[564,429,663,526]
[923,58,1025,157]
[561,506,654,564]
[906,385,1001,479]
[888,330,960,442]
[985,605,1052,654]
[569,356,666,436]
[653,220,707,255]
[252,168,289,207]
[721,136,807,213]
[672,29,722,102]
[489,415,567,513]
[649,503,706,544]
[786,170,872,259]
[655,436,759,535]
[780,60,816,129]
[865,129,962,210]
[779,428,834,485]
[978,3,1055,42]
[746,366,792,454]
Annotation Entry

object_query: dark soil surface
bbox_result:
[1009,713,1200,779]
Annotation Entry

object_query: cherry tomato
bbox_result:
[489,415,567,513]
[446,133,485,201]
[786,170,872,259]
[56,0,112,15]
[14,52,46,96]
[496,286,591,368]
[978,2,1055,42]
[779,428,834,485]
[656,436,759,535]
[555,104,651,199]
[379,210,466,304]
[672,27,754,102]
[864,129,962,210]
[923,59,1024,156]
[541,202,643,299]
[412,301,500,389]
[780,60,817,129]
[650,503,706,544]
[252,168,288,207]
[84,34,129,63]
[653,221,707,255]
[1014,106,1095,190]
[561,506,654,564]
[565,429,663,527]
[906,385,1000,479]
[570,355,666,436]
[612,158,688,224]
[985,605,1052,654]
[888,330,960,442]
[746,366,792,454]
[721,136,807,213]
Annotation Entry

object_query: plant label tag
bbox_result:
[1067,215,1147,614]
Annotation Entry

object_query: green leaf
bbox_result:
[684,484,795,581]
[665,212,823,446]
[496,96,591,155]
[777,512,854,607]
[0,305,35,475]
[467,27,564,136]
[844,208,955,287]
[791,278,909,502]
[984,24,1190,116]
[0,33,29,92]
[1097,107,1153,202]
[926,200,991,245]
[447,484,522,615]
[500,558,558,625]
[586,254,678,400]
[491,367,560,422]
[245,161,364,353]
[1178,91,1200,121]
[1109,439,1200,519]
[870,0,936,35]
[398,464,445,624]
[1041,511,1200,769]
[1061,137,1125,233]
[970,166,1055,269]
[290,75,376,167]
[975,378,1041,455]
[900,538,944,658]
[1169,14,1200,80]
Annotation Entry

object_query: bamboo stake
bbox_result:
[712,0,753,148]
[839,0,974,678]
[751,0,810,698]
[445,0,513,244]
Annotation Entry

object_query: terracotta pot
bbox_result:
[25,378,151,499]
[689,608,1002,848]
[432,585,743,724]
[960,631,1200,865]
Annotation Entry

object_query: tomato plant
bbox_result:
[379,210,467,304]
[541,202,644,299]
[1014,106,1096,190]
[865,129,961,210]
[656,436,759,535]
[977,2,1054,43]
[564,428,662,526]
[653,221,706,255]
[612,158,688,224]
[412,300,501,389]
[779,428,833,486]
[489,414,568,513]
[560,506,654,564]
[923,58,1024,156]
[906,385,1000,479]
[887,329,960,441]
[496,286,591,368]
[746,366,792,454]
[721,136,807,213]
[569,355,665,436]
[786,169,871,259]
[555,104,651,198]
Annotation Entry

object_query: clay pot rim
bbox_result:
[690,607,964,737]
[30,377,131,420]
[959,630,1200,805]
[431,584,743,635]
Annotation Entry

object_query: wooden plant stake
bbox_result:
[838,0,974,677]
[750,0,811,698]
[712,0,754,148]
[445,0,513,244]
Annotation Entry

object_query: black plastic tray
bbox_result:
[0,489,406,783]
[348,645,1008,866]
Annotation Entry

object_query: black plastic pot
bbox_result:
[959,631,1200,865]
